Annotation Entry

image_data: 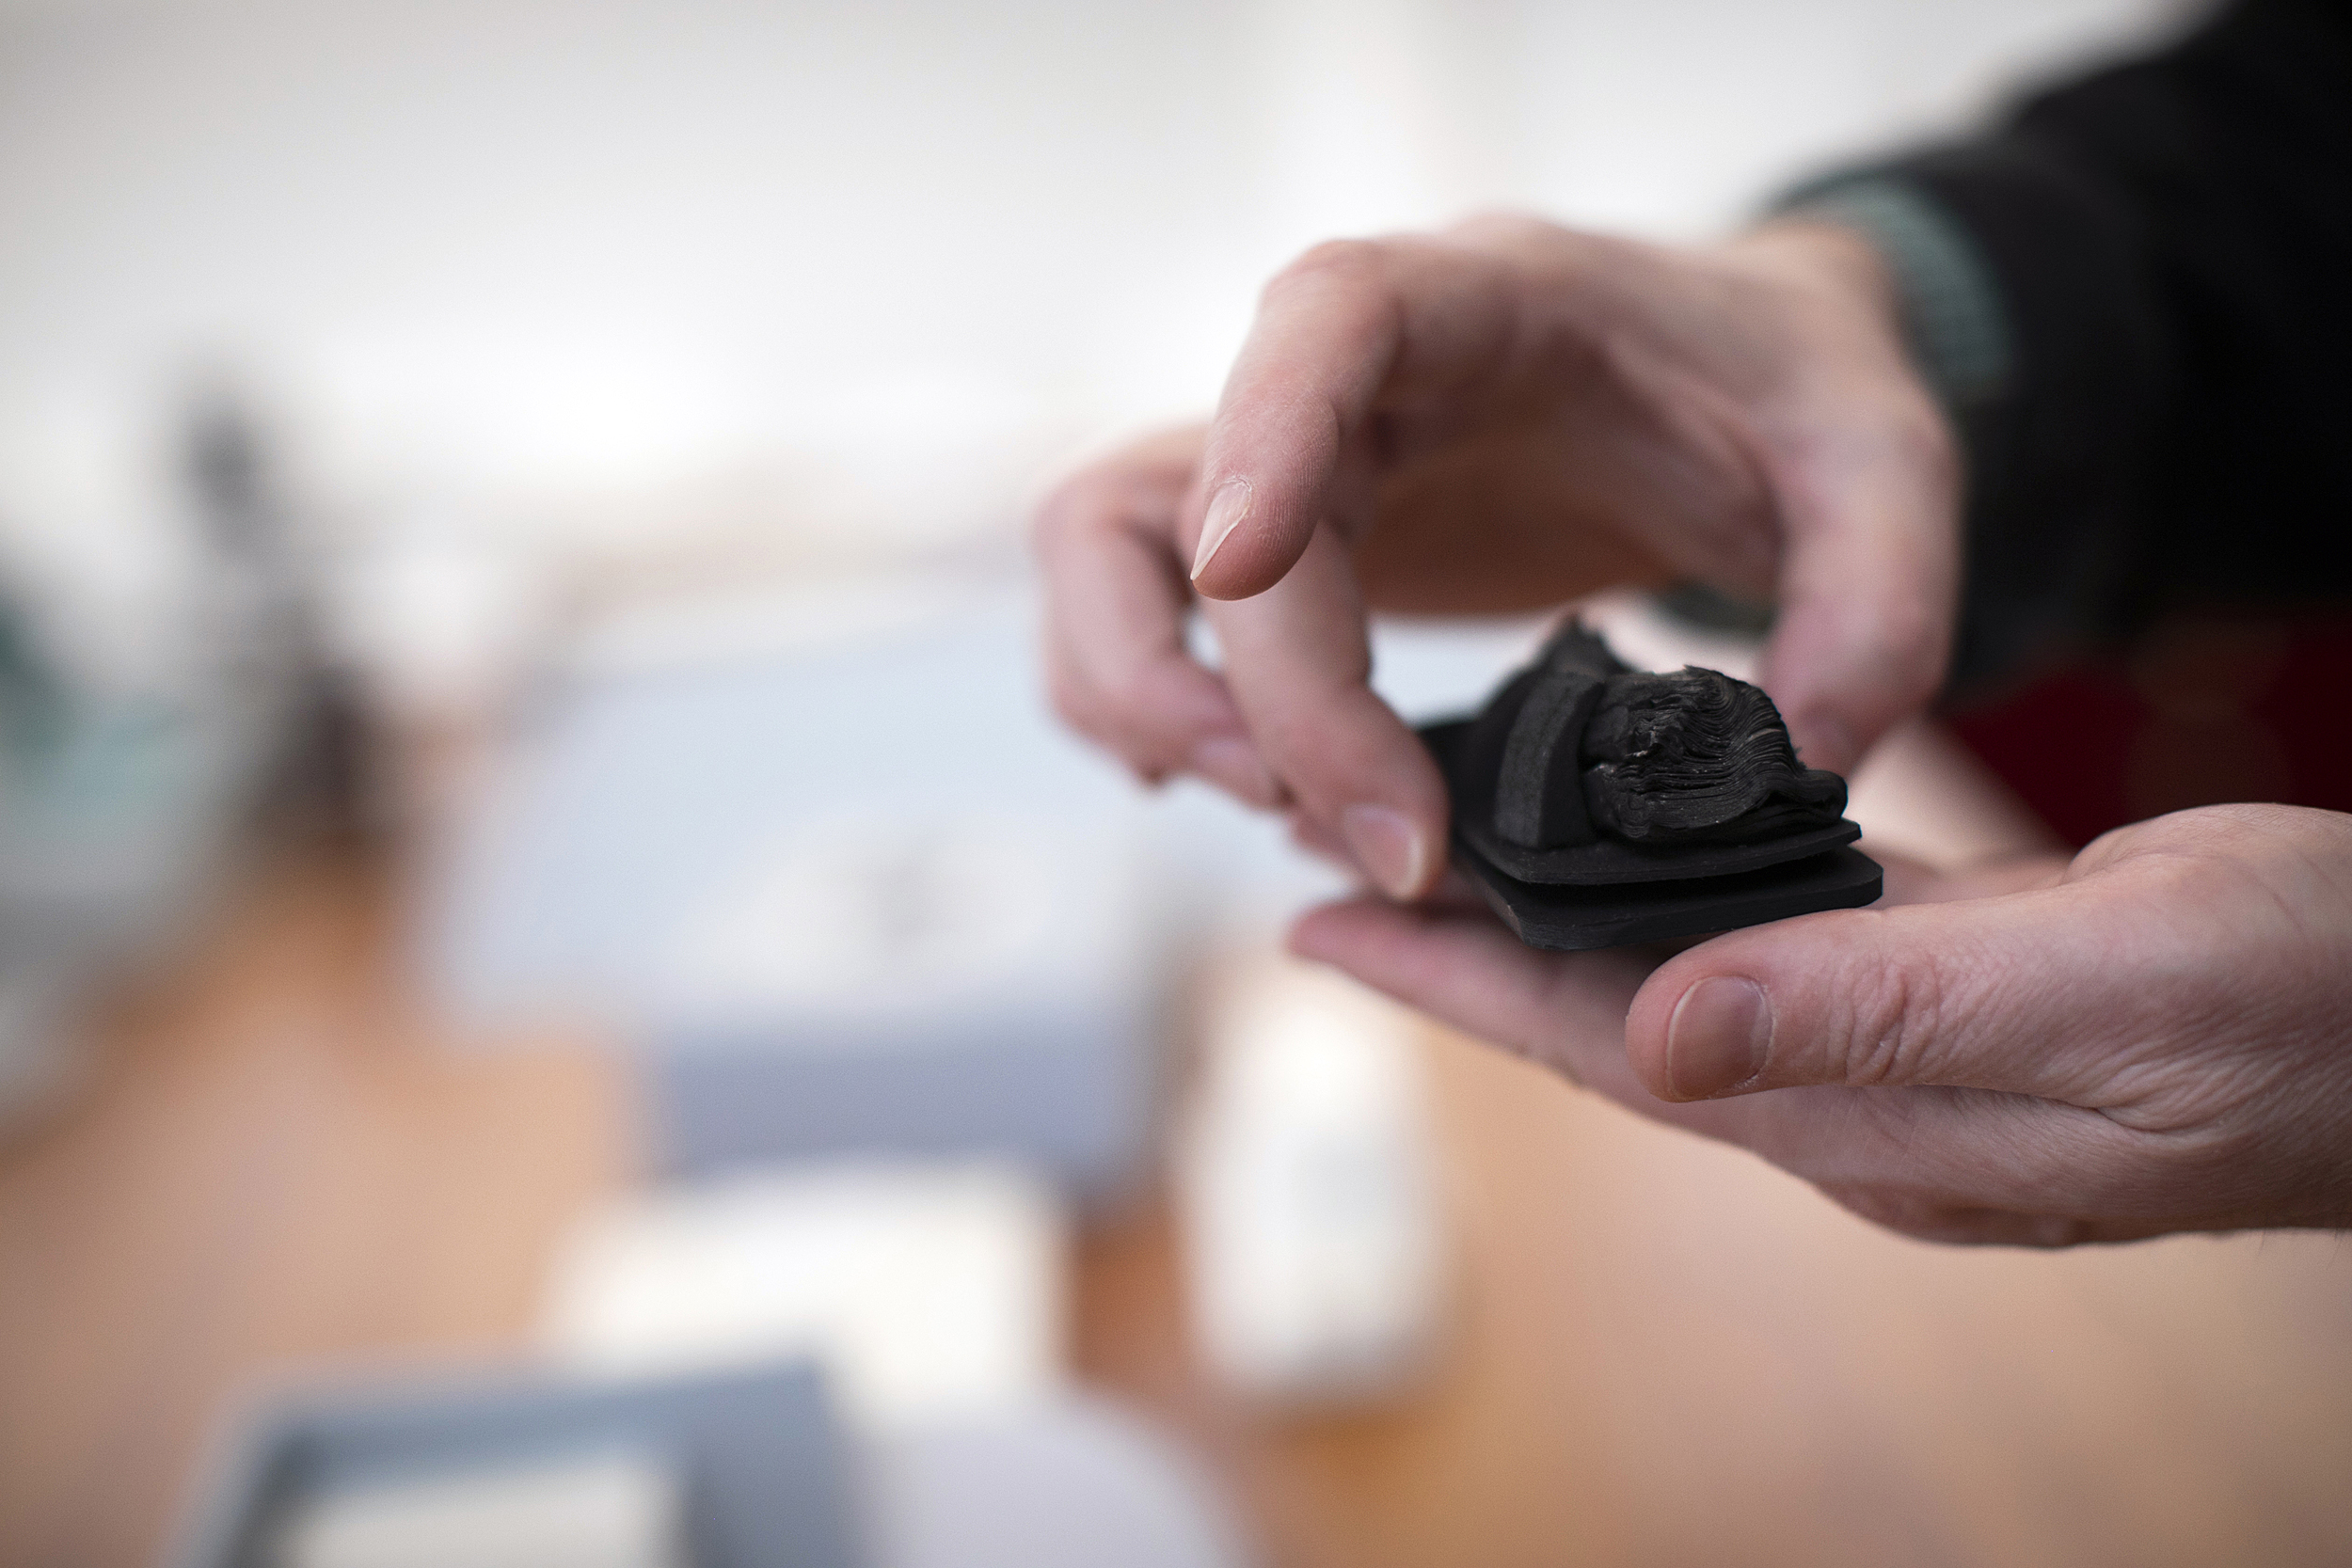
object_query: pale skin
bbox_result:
[1034,212,2352,1243]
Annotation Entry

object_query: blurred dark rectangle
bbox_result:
[173,1359,858,1568]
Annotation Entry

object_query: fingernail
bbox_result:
[1189,479,1251,581]
[1665,976,1773,1099]
[1340,803,1428,900]
[1190,736,1281,806]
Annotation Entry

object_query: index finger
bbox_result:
[1185,235,1518,600]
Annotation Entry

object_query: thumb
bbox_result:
[1623,879,2161,1106]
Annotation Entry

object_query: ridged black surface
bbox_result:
[1425,620,1881,947]
[1579,668,1848,845]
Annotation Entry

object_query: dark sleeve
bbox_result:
[1780,0,2352,696]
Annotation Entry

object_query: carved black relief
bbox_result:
[1420,620,1883,951]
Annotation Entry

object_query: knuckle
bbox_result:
[1035,441,1197,554]
[1034,471,1121,546]
[1093,657,1211,764]
[1266,236,1389,299]
[1832,945,1961,1087]
[1444,208,1550,247]
[1092,670,1152,731]
[1045,667,1105,736]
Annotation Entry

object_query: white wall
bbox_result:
[0,0,2190,578]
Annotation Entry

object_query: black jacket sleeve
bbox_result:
[1783,0,2352,696]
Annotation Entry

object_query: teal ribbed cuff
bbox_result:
[1780,175,2014,411]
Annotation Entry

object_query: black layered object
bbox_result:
[1424,623,1881,951]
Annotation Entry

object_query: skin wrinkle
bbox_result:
[1853,943,1931,1090]
[1888,1084,1930,1174]
[1937,923,2087,1097]
[2197,1054,2352,1214]
[1375,260,1584,471]
[2239,843,2341,954]
[1412,249,1518,402]
[1919,921,2024,1073]
[1807,1091,2122,1239]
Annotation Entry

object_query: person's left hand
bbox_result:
[1291,802,2352,1244]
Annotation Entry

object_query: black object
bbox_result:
[1422,623,1881,950]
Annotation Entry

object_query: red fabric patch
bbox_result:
[1947,617,2352,847]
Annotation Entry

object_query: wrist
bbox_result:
[1719,219,1909,360]
[1758,181,2013,413]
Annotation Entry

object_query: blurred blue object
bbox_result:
[171,1358,858,1568]
[428,584,1546,1195]
[430,588,1175,1196]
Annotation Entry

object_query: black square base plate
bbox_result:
[1418,719,1883,950]
[1451,836,1883,951]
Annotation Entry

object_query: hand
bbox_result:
[1291,803,2352,1245]
[1036,214,1957,897]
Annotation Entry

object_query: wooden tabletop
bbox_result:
[7,844,2352,1568]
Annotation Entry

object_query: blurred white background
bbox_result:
[0,0,2186,637]
[17,14,2328,1568]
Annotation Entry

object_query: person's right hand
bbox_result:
[1035,214,1958,897]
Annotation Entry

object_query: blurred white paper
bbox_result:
[652,809,1145,1035]
[1181,957,1447,1406]
[542,1163,1065,1430]
[866,1396,1251,1568]
[268,1447,685,1568]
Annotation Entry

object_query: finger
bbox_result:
[1204,525,1449,896]
[1288,810,1488,901]
[1622,877,2173,1107]
[1289,895,1673,1105]
[1035,462,1284,806]
[1755,397,1959,773]
[1288,809,1351,865]
[1186,236,1517,600]
[1184,240,1399,598]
